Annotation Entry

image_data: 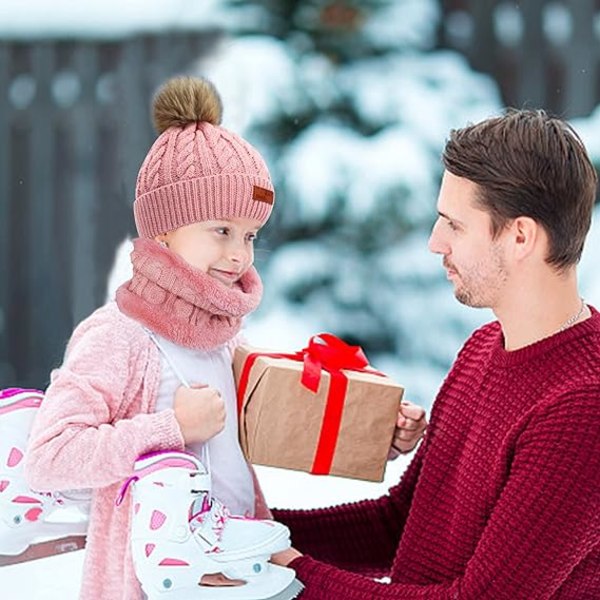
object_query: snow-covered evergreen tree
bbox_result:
[198,0,502,406]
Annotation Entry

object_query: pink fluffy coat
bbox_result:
[24,301,271,600]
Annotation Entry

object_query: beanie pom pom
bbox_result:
[152,76,223,133]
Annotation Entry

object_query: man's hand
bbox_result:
[173,384,226,444]
[389,399,427,457]
[271,547,303,567]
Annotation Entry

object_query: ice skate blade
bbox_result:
[0,518,88,555]
[143,565,303,600]
[263,577,304,600]
[0,534,86,566]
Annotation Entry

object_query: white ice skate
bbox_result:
[118,450,303,600]
[0,388,90,565]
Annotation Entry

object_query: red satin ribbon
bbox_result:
[236,334,384,475]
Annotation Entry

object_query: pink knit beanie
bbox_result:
[134,77,275,238]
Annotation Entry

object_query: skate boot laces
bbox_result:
[189,493,231,551]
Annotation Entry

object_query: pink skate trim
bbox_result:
[229,515,269,523]
[0,388,24,398]
[189,512,204,524]
[150,510,166,530]
[0,389,43,414]
[0,480,9,492]
[7,448,23,468]
[214,514,226,527]
[116,453,200,506]
[159,558,189,566]
[12,495,42,504]
[25,507,43,522]
[189,494,212,523]
[135,457,198,479]
[145,543,155,557]
[0,387,43,400]
[115,476,138,506]
[136,449,201,466]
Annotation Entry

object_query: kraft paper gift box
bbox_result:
[233,334,404,482]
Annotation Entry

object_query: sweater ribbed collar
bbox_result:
[115,237,262,350]
[490,306,600,368]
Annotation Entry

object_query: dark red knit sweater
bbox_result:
[274,309,600,599]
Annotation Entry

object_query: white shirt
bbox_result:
[152,334,255,516]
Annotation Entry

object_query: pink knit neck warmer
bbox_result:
[115,238,262,350]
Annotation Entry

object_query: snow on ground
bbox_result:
[2,549,85,599]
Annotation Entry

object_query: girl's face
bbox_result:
[157,217,262,287]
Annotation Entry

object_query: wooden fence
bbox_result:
[4,3,600,388]
[439,0,600,118]
[0,31,219,387]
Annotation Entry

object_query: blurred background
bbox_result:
[3,3,600,594]
[2,0,600,412]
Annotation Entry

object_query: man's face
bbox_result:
[428,171,509,309]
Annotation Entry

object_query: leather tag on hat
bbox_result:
[252,186,274,205]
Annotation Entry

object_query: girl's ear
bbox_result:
[154,234,169,248]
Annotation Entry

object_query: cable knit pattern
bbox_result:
[134,121,274,238]
[274,309,600,599]
[175,127,197,181]
[24,302,271,600]
[144,135,169,192]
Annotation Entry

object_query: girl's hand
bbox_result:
[389,399,427,457]
[173,384,226,444]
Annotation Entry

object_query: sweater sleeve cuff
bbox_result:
[289,554,322,579]
[139,409,185,454]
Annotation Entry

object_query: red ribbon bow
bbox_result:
[236,334,383,475]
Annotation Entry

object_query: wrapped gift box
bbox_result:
[233,336,404,482]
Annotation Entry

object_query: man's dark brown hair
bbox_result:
[442,109,598,270]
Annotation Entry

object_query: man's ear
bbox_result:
[510,216,540,261]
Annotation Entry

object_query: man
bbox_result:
[272,109,600,599]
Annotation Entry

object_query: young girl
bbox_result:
[24,77,298,600]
